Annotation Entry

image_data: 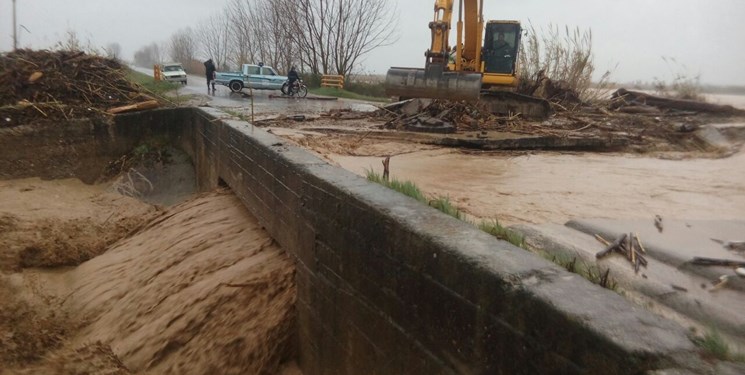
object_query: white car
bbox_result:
[161,63,187,85]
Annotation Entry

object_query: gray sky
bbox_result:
[2,0,744,85]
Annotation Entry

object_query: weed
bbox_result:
[429,196,463,220]
[478,219,525,249]
[518,23,614,104]
[365,169,426,203]
[541,252,618,291]
[652,56,704,101]
[692,329,745,362]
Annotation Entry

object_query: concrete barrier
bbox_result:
[4,107,723,374]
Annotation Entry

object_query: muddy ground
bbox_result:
[0,181,299,375]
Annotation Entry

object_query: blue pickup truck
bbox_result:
[214,63,287,93]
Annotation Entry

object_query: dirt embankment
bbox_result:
[1,187,297,375]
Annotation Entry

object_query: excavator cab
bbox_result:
[482,22,521,75]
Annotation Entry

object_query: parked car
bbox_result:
[214,63,287,92]
[161,63,187,85]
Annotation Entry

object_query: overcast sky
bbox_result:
[1,0,744,85]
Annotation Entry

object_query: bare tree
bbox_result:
[274,0,397,76]
[197,11,231,70]
[133,42,164,68]
[169,27,198,64]
[331,0,397,76]
[225,0,258,69]
[105,42,122,60]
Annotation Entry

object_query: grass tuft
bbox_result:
[692,329,745,362]
[652,56,705,101]
[365,169,426,203]
[478,219,525,248]
[429,196,463,220]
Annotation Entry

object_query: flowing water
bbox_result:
[332,148,745,225]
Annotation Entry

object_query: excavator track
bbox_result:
[479,90,552,120]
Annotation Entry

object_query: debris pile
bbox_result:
[517,70,583,106]
[377,98,510,133]
[0,49,157,126]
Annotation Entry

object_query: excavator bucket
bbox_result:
[385,67,482,101]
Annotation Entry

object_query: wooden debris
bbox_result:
[1,49,161,123]
[690,257,745,268]
[724,241,745,252]
[632,233,647,254]
[596,232,649,274]
[710,275,731,292]
[596,233,627,259]
[107,100,159,115]
[671,284,688,292]
[382,156,390,181]
[594,234,610,246]
[28,71,43,83]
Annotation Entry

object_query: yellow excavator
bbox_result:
[385,0,550,119]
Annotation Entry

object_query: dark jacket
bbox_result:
[288,69,299,81]
[204,60,216,77]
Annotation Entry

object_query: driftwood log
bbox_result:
[107,100,159,115]
[612,88,745,115]
[691,257,745,268]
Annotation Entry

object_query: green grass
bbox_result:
[429,197,463,220]
[694,329,745,362]
[125,69,180,97]
[366,169,426,203]
[542,252,618,291]
[310,87,389,102]
[478,220,525,248]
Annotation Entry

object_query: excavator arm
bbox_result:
[386,0,483,101]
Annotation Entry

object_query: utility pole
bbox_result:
[12,0,17,50]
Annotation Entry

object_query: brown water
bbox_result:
[332,149,745,225]
[2,190,298,375]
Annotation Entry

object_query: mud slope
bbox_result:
[5,191,297,375]
[64,191,297,375]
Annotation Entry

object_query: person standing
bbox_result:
[204,59,217,93]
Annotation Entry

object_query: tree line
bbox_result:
[133,0,397,76]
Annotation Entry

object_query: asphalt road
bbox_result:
[131,66,378,117]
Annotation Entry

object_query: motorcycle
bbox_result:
[281,79,308,98]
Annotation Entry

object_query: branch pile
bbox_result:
[376,98,516,133]
[0,49,158,126]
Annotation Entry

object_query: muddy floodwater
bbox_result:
[332,148,745,225]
